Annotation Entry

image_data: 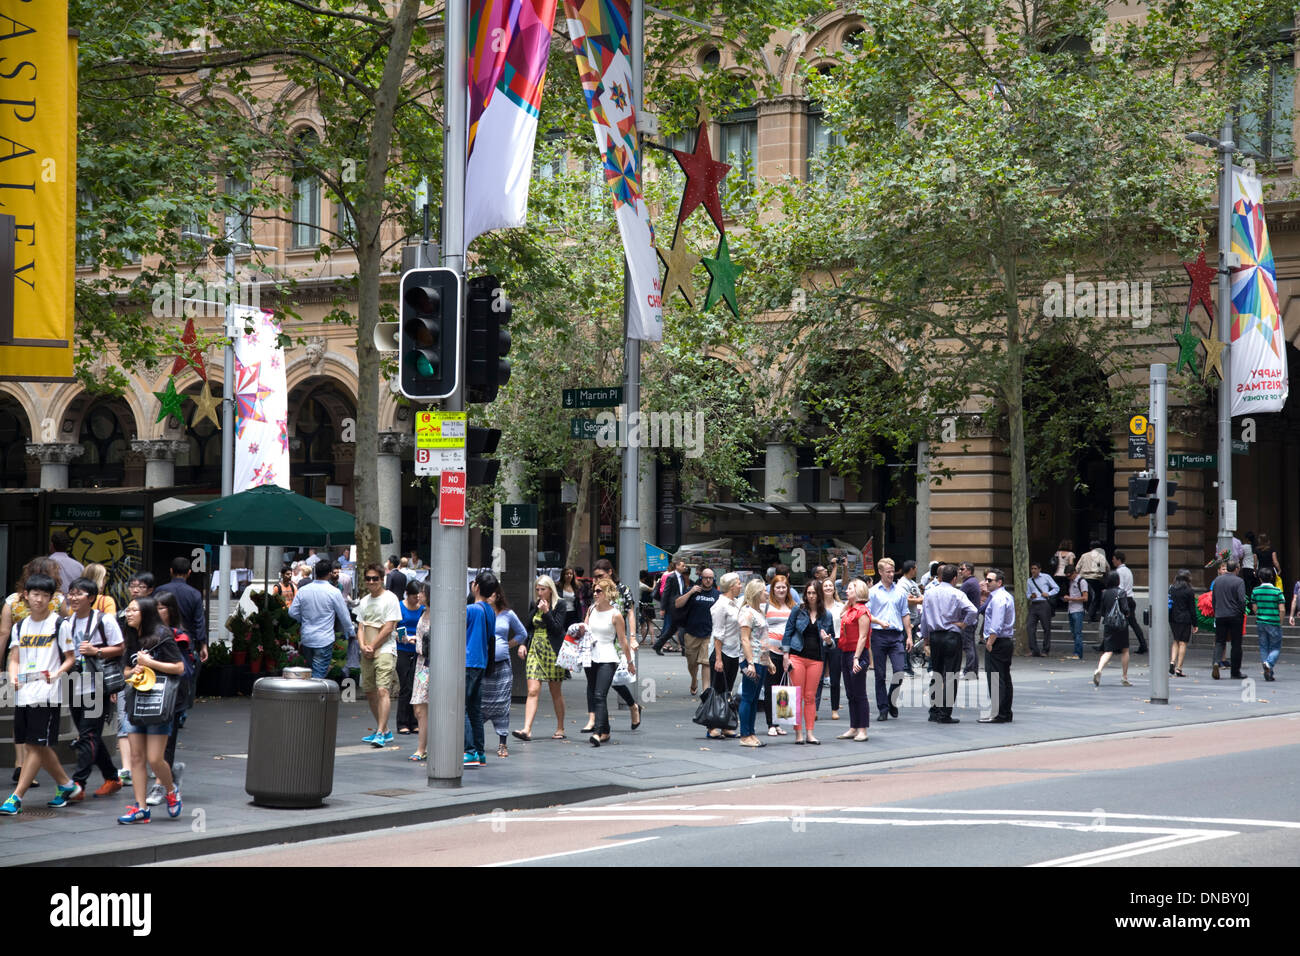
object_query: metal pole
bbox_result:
[429,0,468,786]
[616,0,645,700]
[1216,118,1234,555]
[1149,364,1169,705]
[216,213,237,647]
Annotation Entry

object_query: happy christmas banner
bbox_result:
[1230,169,1288,415]
[232,306,289,492]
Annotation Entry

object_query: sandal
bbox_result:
[707,730,722,739]
[497,743,509,758]
[511,730,532,742]
[408,753,427,762]
[551,731,566,740]
[767,727,779,736]
[1175,669,1185,678]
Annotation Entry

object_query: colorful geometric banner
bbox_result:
[562,0,663,341]
[1229,169,1288,415]
[464,0,559,252]
[232,305,289,492]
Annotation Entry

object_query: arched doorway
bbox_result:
[287,377,356,504]
[0,395,33,488]
[1022,345,1116,562]
[71,398,138,488]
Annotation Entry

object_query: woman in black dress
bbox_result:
[1168,569,1197,678]
[1092,572,1131,687]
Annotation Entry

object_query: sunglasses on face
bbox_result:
[365,576,381,582]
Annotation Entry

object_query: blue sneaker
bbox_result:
[362,732,380,745]
[117,804,150,824]
[47,782,82,808]
[0,794,20,815]
[463,751,482,767]
[381,731,395,745]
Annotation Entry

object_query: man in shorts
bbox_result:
[2,573,80,814]
[675,568,719,696]
[357,564,401,747]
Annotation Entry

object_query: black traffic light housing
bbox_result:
[1127,474,1160,518]
[467,425,501,487]
[399,267,460,400]
[465,275,511,404]
[1164,479,1178,516]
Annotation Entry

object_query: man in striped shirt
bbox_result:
[1250,571,1285,682]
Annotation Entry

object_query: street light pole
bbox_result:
[1213,118,1235,556]
[617,0,644,696]
[429,0,468,787]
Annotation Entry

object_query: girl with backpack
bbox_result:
[1093,572,1132,687]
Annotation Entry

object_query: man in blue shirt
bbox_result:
[1025,562,1059,657]
[464,571,498,768]
[978,569,1015,723]
[919,564,977,723]
[288,561,356,678]
[866,558,912,722]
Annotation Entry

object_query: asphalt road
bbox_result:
[177,713,1300,868]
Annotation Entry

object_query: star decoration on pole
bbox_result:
[1200,335,1225,381]
[1173,320,1201,377]
[703,234,743,318]
[153,376,185,424]
[170,317,208,381]
[1183,250,1215,319]
[190,380,222,430]
[657,226,702,308]
[673,122,731,234]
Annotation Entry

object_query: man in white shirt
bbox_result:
[356,564,402,747]
[1111,551,1147,653]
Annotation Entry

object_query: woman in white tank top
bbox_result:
[584,580,633,746]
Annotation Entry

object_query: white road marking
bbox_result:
[1033,832,1236,867]
[478,836,659,867]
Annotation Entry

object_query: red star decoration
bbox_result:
[1183,249,1215,319]
[170,317,208,381]
[672,122,731,234]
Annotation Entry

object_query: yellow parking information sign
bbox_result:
[415,411,466,475]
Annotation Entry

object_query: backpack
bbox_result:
[1103,591,1127,631]
[1048,555,1059,574]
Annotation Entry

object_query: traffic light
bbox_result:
[399,267,460,400]
[1127,474,1159,518]
[1164,479,1178,516]
[465,275,511,404]
[467,425,501,487]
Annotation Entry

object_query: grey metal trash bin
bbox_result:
[245,675,339,808]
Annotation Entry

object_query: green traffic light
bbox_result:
[416,353,436,377]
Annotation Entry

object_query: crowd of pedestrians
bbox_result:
[3,531,1292,815]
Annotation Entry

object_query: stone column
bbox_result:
[26,443,84,489]
[377,432,411,556]
[915,439,931,573]
[130,439,188,489]
[765,442,798,502]
[638,458,656,550]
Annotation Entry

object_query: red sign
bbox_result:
[439,470,466,527]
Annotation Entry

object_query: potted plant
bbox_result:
[228,613,252,668]
[201,641,238,697]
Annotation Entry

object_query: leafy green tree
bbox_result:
[741,0,1295,651]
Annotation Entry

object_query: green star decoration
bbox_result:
[702,234,743,318]
[1173,317,1200,377]
[154,376,185,424]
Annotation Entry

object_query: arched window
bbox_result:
[292,129,321,249]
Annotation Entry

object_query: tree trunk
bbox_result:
[564,455,592,569]
[352,0,422,567]
[1003,256,1030,655]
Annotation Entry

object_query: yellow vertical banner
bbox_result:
[0,0,76,380]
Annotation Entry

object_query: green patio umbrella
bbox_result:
[152,484,392,546]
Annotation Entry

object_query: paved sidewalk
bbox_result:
[3,641,1295,866]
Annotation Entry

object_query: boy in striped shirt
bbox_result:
[1250,572,1285,682]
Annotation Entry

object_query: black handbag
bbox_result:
[692,686,739,731]
[127,674,180,725]
[81,612,125,695]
